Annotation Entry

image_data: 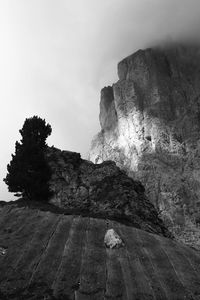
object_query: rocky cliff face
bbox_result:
[89,44,200,228]
[46,147,169,237]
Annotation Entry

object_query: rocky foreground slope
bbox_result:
[0,202,200,299]
[89,44,200,229]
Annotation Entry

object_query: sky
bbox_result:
[0,0,200,201]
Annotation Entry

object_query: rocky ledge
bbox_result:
[46,147,170,237]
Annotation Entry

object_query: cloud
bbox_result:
[0,0,200,200]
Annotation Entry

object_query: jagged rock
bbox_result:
[89,44,200,229]
[0,202,200,299]
[46,147,170,237]
[104,229,124,248]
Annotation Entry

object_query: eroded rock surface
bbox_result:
[0,202,200,299]
[46,147,169,237]
[89,44,200,228]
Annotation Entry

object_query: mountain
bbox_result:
[2,44,200,299]
[89,44,200,232]
[0,201,200,299]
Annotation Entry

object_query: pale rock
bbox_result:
[89,44,200,229]
[104,229,124,249]
[0,246,7,256]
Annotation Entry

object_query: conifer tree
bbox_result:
[4,116,52,201]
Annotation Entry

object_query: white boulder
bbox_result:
[104,229,124,249]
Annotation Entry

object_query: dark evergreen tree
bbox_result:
[4,116,52,201]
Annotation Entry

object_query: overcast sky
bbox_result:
[0,0,200,201]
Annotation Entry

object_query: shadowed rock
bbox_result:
[46,147,170,237]
[0,203,200,299]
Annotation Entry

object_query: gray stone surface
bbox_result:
[46,147,170,237]
[89,44,200,228]
[0,203,200,299]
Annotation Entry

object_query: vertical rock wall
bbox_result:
[89,44,200,226]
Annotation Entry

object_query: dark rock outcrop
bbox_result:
[89,44,200,229]
[0,203,200,299]
[46,147,169,237]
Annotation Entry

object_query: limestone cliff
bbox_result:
[46,147,169,237]
[89,44,200,228]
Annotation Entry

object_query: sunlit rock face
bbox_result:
[46,147,170,237]
[89,44,200,226]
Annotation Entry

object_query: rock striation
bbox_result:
[1,202,200,299]
[89,44,200,228]
[46,147,169,237]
